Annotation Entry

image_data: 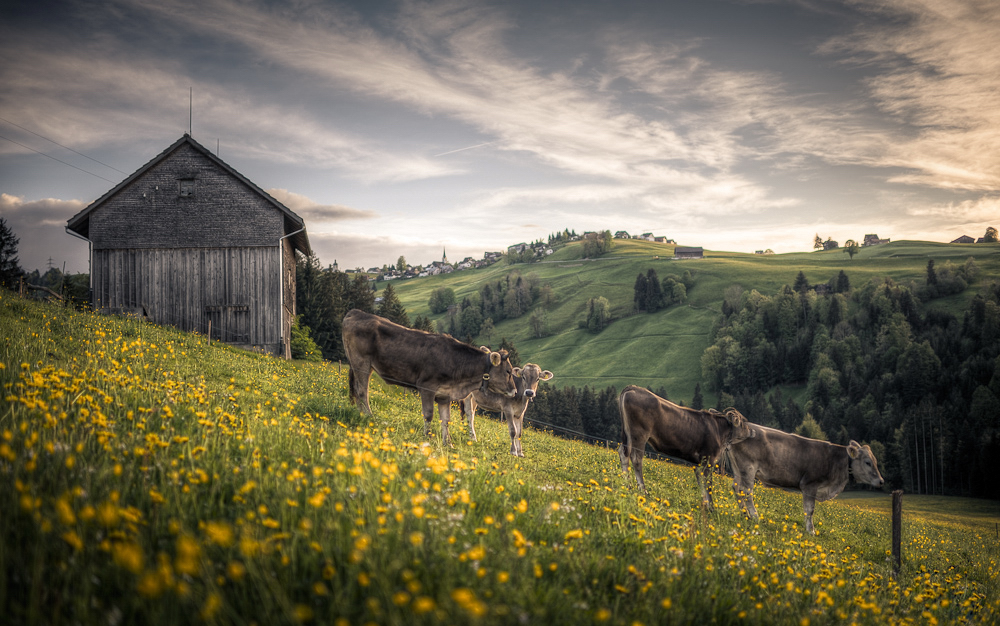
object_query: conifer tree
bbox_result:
[377,283,410,327]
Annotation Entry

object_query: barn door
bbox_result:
[204,304,249,343]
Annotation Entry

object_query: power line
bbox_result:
[0,116,127,175]
[0,132,118,184]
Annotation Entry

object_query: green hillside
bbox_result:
[2,292,998,625]
[392,240,1000,403]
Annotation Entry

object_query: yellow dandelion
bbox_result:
[204,521,235,547]
[227,561,246,582]
[61,530,83,552]
[111,541,145,574]
[412,596,436,614]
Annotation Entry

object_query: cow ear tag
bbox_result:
[847,440,861,459]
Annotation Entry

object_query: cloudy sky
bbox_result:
[1,0,998,273]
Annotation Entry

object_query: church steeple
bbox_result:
[442,248,448,265]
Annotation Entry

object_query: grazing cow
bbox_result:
[618,385,754,511]
[461,363,554,456]
[725,425,884,534]
[342,309,517,444]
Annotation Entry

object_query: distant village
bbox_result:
[338,230,697,281]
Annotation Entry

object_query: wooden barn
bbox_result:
[674,246,704,259]
[66,134,310,358]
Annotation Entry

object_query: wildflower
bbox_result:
[61,530,83,551]
[204,521,235,547]
[564,529,584,541]
[293,605,314,623]
[137,572,164,598]
[308,492,326,508]
[201,593,223,620]
[175,535,202,576]
[412,597,436,614]
[112,541,145,574]
[227,561,246,582]
[55,498,76,526]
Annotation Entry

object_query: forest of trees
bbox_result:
[634,268,693,313]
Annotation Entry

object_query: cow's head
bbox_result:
[847,440,885,488]
[479,346,518,397]
[511,363,555,400]
[723,407,756,444]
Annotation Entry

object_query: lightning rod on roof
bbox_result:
[189,87,193,135]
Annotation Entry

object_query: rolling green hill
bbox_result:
[392,240,1000,404]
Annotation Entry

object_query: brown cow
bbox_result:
[461,363,554,456]
[618,385,754,511]
[342,309,517,444]
[725,424,884,534]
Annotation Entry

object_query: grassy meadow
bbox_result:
[2,291,999,625]
[392,240,1000,404]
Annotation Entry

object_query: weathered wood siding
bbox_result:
[87,142,285,250]
[92,247,283,354]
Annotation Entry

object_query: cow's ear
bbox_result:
[847,440,862,459]
[512,367,523,378]
[724,408,744,427]
[540,370,554,381]
[480,345,491,353]
[490,351,502,367]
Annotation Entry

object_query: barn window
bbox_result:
[179,179,195,197]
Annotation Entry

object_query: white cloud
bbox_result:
[820,0,1000,190]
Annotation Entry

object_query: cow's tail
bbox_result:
[618,386,634,473]
[348,366,357,406]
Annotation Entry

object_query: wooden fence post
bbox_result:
[207,320,212,346]
[892,490,903,577]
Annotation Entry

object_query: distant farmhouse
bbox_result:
[863,234,890,246]
[66,134,310,358]
[951,235,975,244]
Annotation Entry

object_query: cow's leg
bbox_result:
[513,415,524,457]
[463,396,478,442]
[507,412,520,456]
[731,465,759,520]
[437,400,453,447]
[695,458,715,512]
[419,393,436,438]
[629,439,648,492]
[349,362,374,415]
[803,495,817,535]
[618,441,631,474]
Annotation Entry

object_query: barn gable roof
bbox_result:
[67,134,310,254]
